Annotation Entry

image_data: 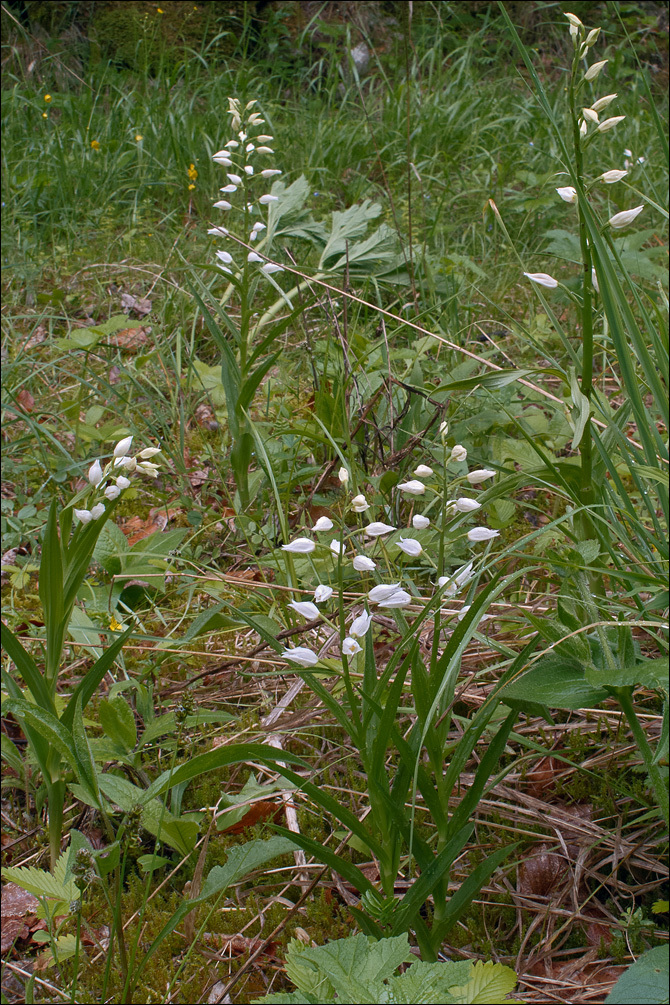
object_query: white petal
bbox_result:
[288,601,320,620]
[282,647,319,666]
[314,585,334,603]
[450,445,468,463]
[413,465,433,477]
[467,527,500,542]
[261,263,284,274]
[104,484,121,500]
[342,637,362,656]
[259,194,279,204]
[313,516,334,531]
[350,612,372,637]
[466,469,496,484]
[364,522,396,537]
[114,435,133,457]
[556,186,577,204]
[90,503,106,520]
[88,460,104,486]
[455,497,482,513]
[74,508,93,524]
[412,515,430,529]
[524,272,559,288]
[216,250,233,264]
[377,590,412,609]
[330,539,345,556]
[282,538,315,553]
[338,467,349,484]
[397,480,425,495]
[352,555,376,571]
[396,537,422,557]
[368,583,401,603]
[608,205,644,229]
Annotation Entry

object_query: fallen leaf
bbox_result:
[24,326,48,350]
[524,756,563,797]
[15,389,35,413]
[1,884,40,953]
[120,293,152,316]
[219,801,283,834]
[518,845,565,896]
[107,326,151,351]
[205,933,278,958]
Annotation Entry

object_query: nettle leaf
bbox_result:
[605,945,669,1004]
[385,960,473,1003]
[319,201,383,269]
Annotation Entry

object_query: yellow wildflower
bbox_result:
[187,162,198,181]
[157,7,164,12]
[44,94,52,102]
[91,140,101,150]
[42,112,48,119]
[135,133,143,142]
[109,615,124,631]
[188,183,196,190]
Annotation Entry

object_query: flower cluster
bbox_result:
[278,455,502,666]
[209,98,283,279]
[73,436,162,524]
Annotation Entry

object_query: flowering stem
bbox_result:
[569,52,596,534]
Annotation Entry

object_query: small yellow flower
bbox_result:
[188,183,196,190]
[157,6,164,12]
[42,112,48,119]
[109,615,124,631]
[91,139,101,150]
[44,94,52,102]
[135,133,143,142]
[187,162,198,180]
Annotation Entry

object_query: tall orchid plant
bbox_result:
[2,438,162,867]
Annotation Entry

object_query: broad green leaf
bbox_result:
[1,622,53,711]
[92,520,129,576]
[501,656,609,710]
[605,946,669,1004]
[98,695,137,752]
[585,658,668,691]
[385,959,473,1003]
[3,699,82,782]
[449,960,521,1004]
[67,605,102,661]
[95,774,197,855]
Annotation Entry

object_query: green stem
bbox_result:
[46,778,65,871]
[615,687,669,828]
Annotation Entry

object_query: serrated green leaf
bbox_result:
[385,960,473,1003]
[605,946,669,1004]
[2,852,78,903]
[449,960,519,1004]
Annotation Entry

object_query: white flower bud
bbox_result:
[584,60,608,81]
[313,516,334,531]
[350,495,370,513]
[342,637,362,656]
[556,186,578,203]
[608,205,644,229]
[353,555,376,571]
[216,250,233,264]
[248,252,264,263]
[450,444,468,463]
[105,484,121,500]
[364,522,396,537]
[74,508,93,524]
[350,612,372,637]
[524,272,559,288]
[413,465,433,477]
[115,475,131,490]
[455,497,482,513]
[582,108,599,124]
[564,12,583,27]
[261,169,282,178]
[288,601,320,620]
[244,165,254,176]
[259,194,279,204]
[213,200,232,210]
[412,515,430,529]
[466,468,496,484]
[138,447,161,459]
[256,146,274,154]
[467,527,500,542]
[599,170,628,184]
[314,585,333,603]
[397,537,422,557]
[591,93,617,112]
[597,115,625,133]
[282,538,315,553]
[88,460,104,486]
[397,480,426,495]
[368,583,401,603]
[585,27,600,46]
[282,647,319,666]
[338,467,349,484]
[591,267,599,293]
[261,263,284,274]
[114,435,133,457]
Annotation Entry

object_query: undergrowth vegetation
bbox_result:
[1,2,668,1002]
